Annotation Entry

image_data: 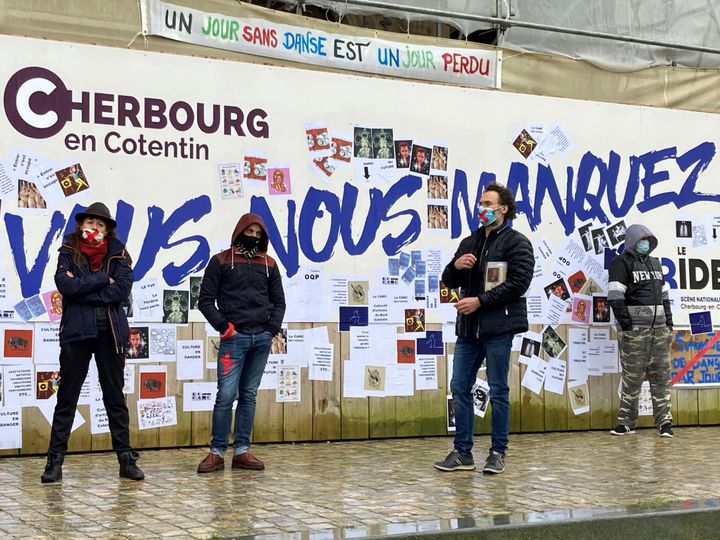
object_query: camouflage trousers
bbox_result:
[618,326,673,428]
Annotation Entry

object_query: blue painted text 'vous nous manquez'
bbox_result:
[5,142,718,298]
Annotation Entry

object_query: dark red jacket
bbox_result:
[198,213,286,336]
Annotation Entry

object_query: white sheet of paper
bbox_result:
[369,291,391,323]
[600,340,619,373]
[309,344,334,381]
[526,294,545,325]
[545,357,567,395]
[90,393,110,434]
[284,267,330,322]
[415,355,438,391]
[546,294,569,326]
[567,327,589,382]
[330,277,349,306]
[36,393,85,432]
[521,355,548,395]
[259,356,279,390]
[2,365,33,407]
[385,364,414,396]
[0,407,22,449]
[32,323,60,363]
[131,279,163,321]
[148,324,177,362]
[472,378,490,418]
[349,326,372,363]
[176,340,204,380]
[137,397,177,429]
[343,360,366,398]
[183,382,219,412]
[123,364,135,395]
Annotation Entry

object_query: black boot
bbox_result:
[118,451,144,480]
[41,451,64,483]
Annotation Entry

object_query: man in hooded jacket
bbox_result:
[197,213,286,473]
[608,224,675,438]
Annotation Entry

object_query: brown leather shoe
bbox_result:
[232,451,265,470]
[197,452,224,473]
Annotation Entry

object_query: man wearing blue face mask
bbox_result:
[434,184,534,474]
[608,224,675,438]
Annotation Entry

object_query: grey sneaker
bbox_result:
[482,451,505,474]
[434,450,475,471]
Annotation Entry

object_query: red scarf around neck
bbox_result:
[78,238,108,271]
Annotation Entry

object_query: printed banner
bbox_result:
[143,0,501,89]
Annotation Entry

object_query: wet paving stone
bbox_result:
[1,427,719,538]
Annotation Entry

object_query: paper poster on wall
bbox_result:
[137,397,177,429]
[139,365,167,399]
[276,365,300,402]
[0,407,21,450]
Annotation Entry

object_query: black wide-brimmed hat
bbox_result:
[75,202,116,229]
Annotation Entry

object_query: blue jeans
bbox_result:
[451,333,513,457]
[210,331,271,454]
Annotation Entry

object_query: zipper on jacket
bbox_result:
[643,258,660,328]
[105,251,124,353]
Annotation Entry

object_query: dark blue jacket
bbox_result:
[442,224,534,338]
[55,235,133,352]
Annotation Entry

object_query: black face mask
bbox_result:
[235,234,261,251]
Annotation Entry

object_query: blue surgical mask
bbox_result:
[478,206,497,227]
[636,239,650,254]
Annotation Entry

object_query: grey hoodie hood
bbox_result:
[624,224,657,256]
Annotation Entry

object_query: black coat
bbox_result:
[55,235,133,352]
[442,224,534,338]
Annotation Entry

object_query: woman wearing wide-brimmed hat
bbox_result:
[41,202,144,483]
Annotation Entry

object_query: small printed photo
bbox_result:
[268,167,292,195]
[567,270,587,294]
[541,326,567,358]
[579,277,603,296]
[128,327,149,359]
[578,223,593,252]
[55,163,90,197]
[206,335,221,365]
[271,328,288,355]
[592,295,611,323]
[388,258,400,276]
[305,125,331,153]
[394,139,412,168]
[243,154,268,181]
[139,370,167,399]
[364,365,386,392]
[397,339,416,364]
[428,175,448,199]
[568,381,590,411]
[353,127,373,158]
[404,308,425,333]
[4,328,33,358]
[330,136,353,163]
[348,281,369,305]
[571,295,591,324]
[472,380,490,417]
[676,220,692,238]
[189,276,202,310]
[439,281,460,304]
[311,156,335,178]
[42,290,63,322]
[606,220,627,246]
[446,395,456,431]
[591,227,609,255]
[17,179,47,209]
[163,290,189,324]
[431,145,448,171]
[427,204,448,229]
[410,144,431,175]
[36,370,60,400]
[544,277,570,301]
[520,337,541,358]
[511,128,538,158]
[371,128,394,159]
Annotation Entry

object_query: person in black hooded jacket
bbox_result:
[41,202,144,483]
[197,212,286,473]
[434,184,534,475]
